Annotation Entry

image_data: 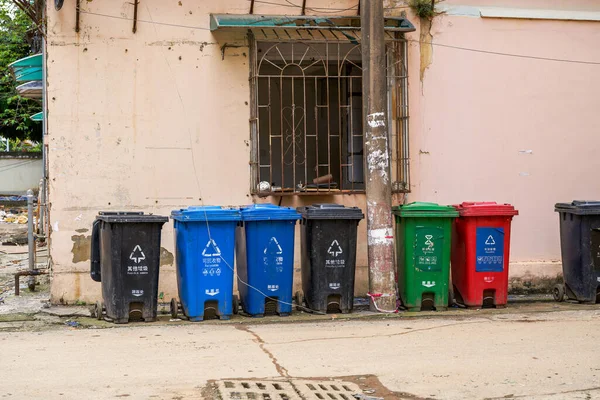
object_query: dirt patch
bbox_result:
[0,223,27,245]
[509,274,563,295]
[334,374,432,399]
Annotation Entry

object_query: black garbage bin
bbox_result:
[90,212,168,323]
[554,201,600,303]
[298,204,364,313]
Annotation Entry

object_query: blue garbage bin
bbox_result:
[236,204,300,317]
[170,206,241,321]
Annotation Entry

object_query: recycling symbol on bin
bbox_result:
[202,239,222,257]
[327,240,343,257]
[263,237,284,273]
[264,237,283,255]
[129,245,146,264]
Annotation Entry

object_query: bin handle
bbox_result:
[90,219,101,282]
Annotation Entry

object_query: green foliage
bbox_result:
[7,137,41,152]
[0,0,42,142]
[409,0,437,19]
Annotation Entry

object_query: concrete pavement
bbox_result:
[1,307,599,399]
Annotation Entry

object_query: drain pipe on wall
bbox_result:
[41,17,48,240]
[27,189,36,291]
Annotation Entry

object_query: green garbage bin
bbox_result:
[393,202,458,311]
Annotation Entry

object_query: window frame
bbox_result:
[248,31,410,196]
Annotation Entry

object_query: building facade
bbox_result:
[46,0,600,302]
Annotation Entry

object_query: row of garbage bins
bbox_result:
[89,200,600,323]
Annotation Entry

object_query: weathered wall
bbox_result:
[47,0,600,303]
[0,153,43,195]
[46,0,369,303]
[401,1,600,283]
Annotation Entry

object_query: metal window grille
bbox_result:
[249,31,409,195]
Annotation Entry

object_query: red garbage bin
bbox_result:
[451,202,518,308]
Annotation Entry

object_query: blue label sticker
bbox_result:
[476,227,504,272]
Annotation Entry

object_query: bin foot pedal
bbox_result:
[326,295,342,314]
[219,315,231,321]
[251,314,265,318]
[189,316,205,322]
[203,301,219,320]
[482,289,496,308]
[264,297,278,316]
[420,293,436,311]
[279,312,290,317]
[128,303,145,322]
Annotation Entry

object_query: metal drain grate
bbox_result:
[292,380,361,400]
[217,380,302,400]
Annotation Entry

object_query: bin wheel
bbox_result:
[553,284,565,302]
[233,295,239,315]
[94,301,103,320]
[170,298,179,319]
[295,291,304,312]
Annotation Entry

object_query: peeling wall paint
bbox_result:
[71,235,91,263]
[160,247,174,267]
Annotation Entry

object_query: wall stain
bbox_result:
[146,40,216,48]
[419,17,433,82]
[75,228,89,233]
[74,273,81,300]
[71,234,91,263]
[160,247,174,267]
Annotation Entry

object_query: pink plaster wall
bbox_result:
[407,9,600,261]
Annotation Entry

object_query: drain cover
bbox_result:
[217,380,301,400]
[291,380,361,400]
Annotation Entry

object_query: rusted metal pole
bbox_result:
[132,0,139,33]
[361,0,396,312]
[27,189,36,291]
[15,270,48,296]
[75,0,80,33]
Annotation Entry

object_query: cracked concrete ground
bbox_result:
[1,234,599,399]
[0,306,599,400]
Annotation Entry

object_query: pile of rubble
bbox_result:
[0,208,28,225]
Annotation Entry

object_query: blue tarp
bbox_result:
[0,196,27,202]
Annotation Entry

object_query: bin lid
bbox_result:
[392,202,459,218]
[240,204,300,221]
[297,204,364,220]
[555,201,600,215]
[455,202,518,217]
[170,206,241,221]
[95,211,168,223]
